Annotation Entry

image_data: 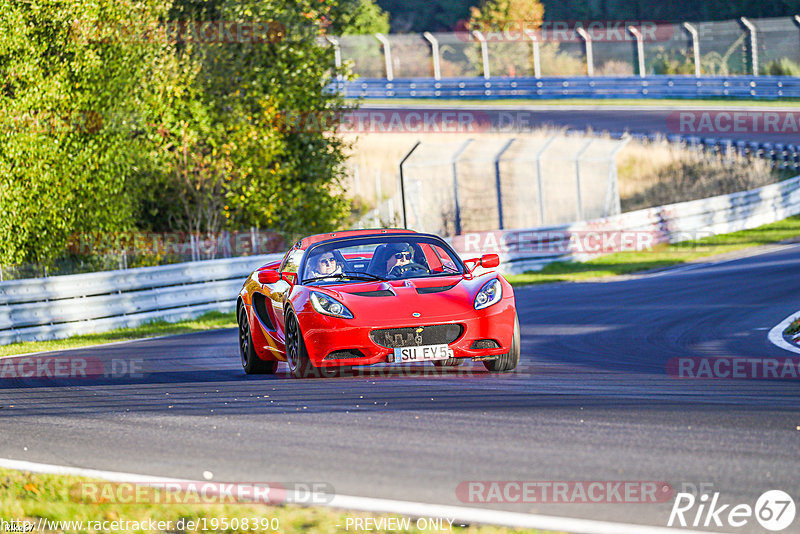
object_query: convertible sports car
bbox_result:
[236,229,519,378]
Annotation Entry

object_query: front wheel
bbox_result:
[285,311,335,379]
[483,313,520,373]
[239,306,278,375]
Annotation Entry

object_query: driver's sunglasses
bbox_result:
[318,257,336,265]
[394,252,412,260]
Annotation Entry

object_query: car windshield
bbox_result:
[301,235,465,284]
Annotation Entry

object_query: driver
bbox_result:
[384,242,415,277]
[307,251,342,279]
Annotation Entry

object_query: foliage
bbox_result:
[376,0,474,32]
[464,0,545,77]
[0,1,165,265]
[763,58,800,77]
[1,0,353,267]
[328,0,390,35]
[650,50,696,75]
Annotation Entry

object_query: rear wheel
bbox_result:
[239,305,278,375]
[483,313,520,373]
[285,311,335,379]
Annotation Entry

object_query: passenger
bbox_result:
[307,251,342,279]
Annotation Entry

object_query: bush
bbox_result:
[763,58,800,77]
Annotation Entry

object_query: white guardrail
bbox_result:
[1,174,799,345]
[0,254,282,345]
[452,174,800,274]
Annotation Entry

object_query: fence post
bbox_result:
[740,17,759,76]
[534,136,558,225]
[451,139,474,235]
[398,141,422,229]
[574,140,593,221]
[605,136,631,217]
[423,32,441,81]
[524,29,541,78]
[628,25,646,77]
[325,35,342,80]
[683,23,702,77]
[493,138,516,230]
[576,27,594,77]
[472,30,491,79]
[375,33,394,81]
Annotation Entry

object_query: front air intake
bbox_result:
[370,324,463,348]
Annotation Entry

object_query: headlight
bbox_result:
[474,278,502,310]
[310,291,354,319]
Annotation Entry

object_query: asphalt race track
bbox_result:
[362,103,800,144]
[1,244,800,533]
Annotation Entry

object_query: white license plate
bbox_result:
[393,344,454,363]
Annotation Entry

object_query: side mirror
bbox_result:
[480,254,500,268]
[257,270,281,284]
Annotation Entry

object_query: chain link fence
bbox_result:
[354,134,629,237]
[334,16,800,79]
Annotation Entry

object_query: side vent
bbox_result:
[252,293,275,330]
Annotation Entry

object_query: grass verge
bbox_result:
[0,468,550,534]
[0,311,236,359]
[506,216,800,286]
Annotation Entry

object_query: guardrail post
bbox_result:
[375,33,394,81]
[423,32,441,81]
[451,139,474,235]
[524,29,542,78]
[324,35,343,81]
[493,139,516,230]
[740,17,759,76]
[628,25,646,77]
[534,136,557,225]
[576,27,594,77]
[472,30,491,79]
[398,141,421,229]
[682,23,702,77]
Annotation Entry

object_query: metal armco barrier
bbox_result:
[450,174,800,274]
[0,254,282,345]
[4,170,800,345]
[332,76,800,100]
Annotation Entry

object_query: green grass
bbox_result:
[355,98,800,108]
[0,311,237,359]
[0,468,552,534]
[506,215,800,286]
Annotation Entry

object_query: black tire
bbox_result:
[285,310,335,379]
[483,313,520,373]
[432,358,463,367]
[239,305,278,375]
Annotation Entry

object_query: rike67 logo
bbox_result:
[668,490,795,531]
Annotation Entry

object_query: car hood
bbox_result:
[310,275,493,321]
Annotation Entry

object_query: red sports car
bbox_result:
[236,229,519,378]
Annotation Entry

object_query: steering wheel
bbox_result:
[388,262,429,278]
